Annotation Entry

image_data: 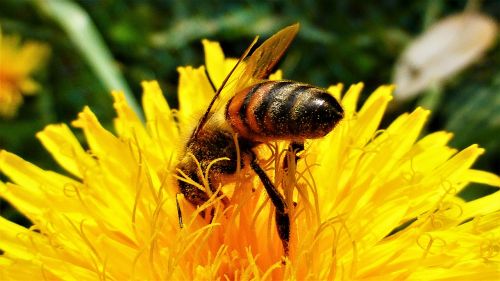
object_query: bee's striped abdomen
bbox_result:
[226,80,344,142]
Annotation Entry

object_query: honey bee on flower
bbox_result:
[175,24,344,256]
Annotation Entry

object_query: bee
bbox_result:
[176,23,344,256]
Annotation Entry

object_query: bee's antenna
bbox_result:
[204,68,217,92]
[190,36,259,140]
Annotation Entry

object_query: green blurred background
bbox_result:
[1,0,499,225]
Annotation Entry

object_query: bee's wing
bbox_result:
[190,37,258,140]
[191,23,300,139]
[235,23,300,90]
[216,23,300,113]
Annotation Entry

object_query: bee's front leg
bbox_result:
[177,167,229,225]
[178,174,211,221]
[178,177,211,208]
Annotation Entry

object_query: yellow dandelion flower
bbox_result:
[1,40,500,280]
[0,30,50,118]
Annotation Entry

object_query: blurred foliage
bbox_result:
[0,0,499,222]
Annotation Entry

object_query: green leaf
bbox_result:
[32,0,143,120]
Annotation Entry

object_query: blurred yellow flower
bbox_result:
[1,40,499,280]
[0,30,50,118]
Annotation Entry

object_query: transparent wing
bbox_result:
[235,23,300,90]
[217,23,300,111]
[191,23,300,139]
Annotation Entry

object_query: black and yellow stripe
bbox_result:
[226,80,344,142]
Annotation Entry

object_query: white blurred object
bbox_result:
[393,12,497,101]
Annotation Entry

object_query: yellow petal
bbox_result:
[462,169,500,187]
[426,145,485,186]
[72,107,131,167]
[340,82,364,117]
[0,216,37,259]
[203,39,226,89]
[327,83,344,101]
[268,69,283,81]
[112,90,144,138]
[462,191,500,218]
[36,124,96,178]
[417,131,454,148]
[0,150,80,202]
[350,85,393,148]
[141,80,180,161]
[177,66,214,126]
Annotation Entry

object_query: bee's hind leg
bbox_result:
[250,153,290,256]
